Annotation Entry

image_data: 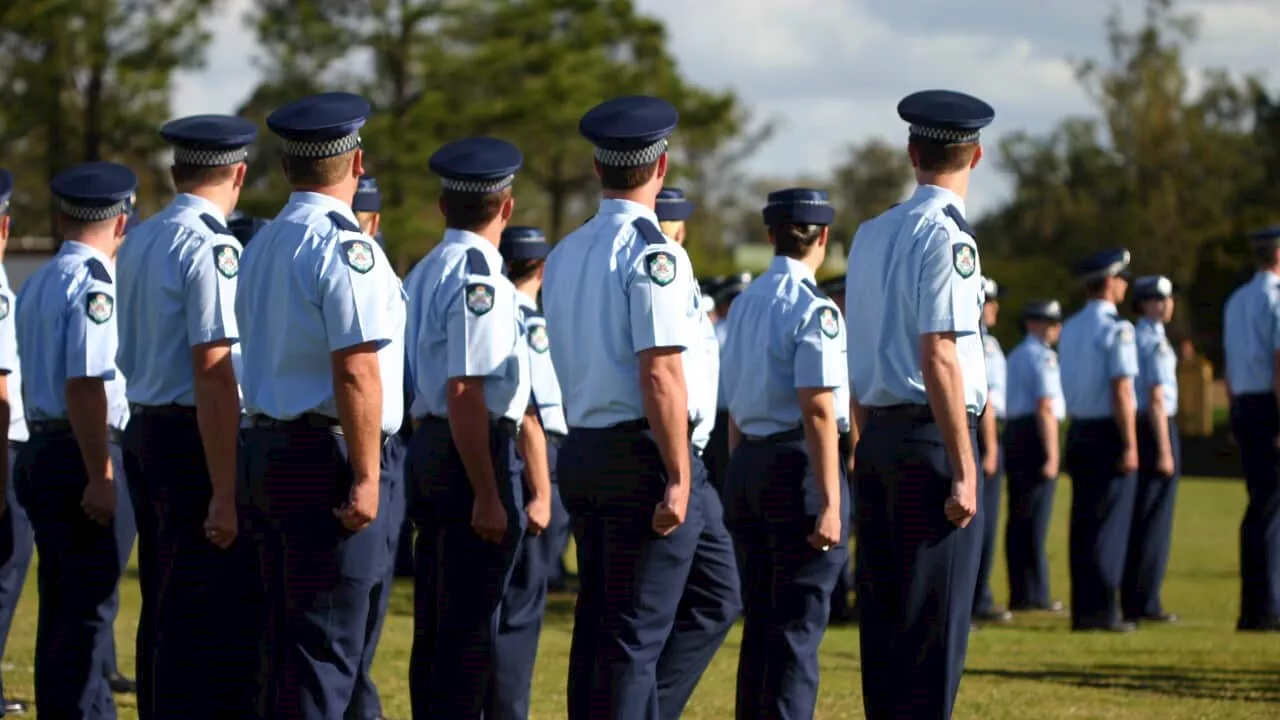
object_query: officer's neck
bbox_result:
[64,231,118,261]
[291,181,357,210]
[451,222,502,249]
[177,184,236,218]
[601,187,657,211]
[514,278,542,299]
[915,171,969,201]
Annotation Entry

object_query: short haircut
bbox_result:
[170,163,237,189]
[440,187,511,232]
[599,159,659,191]
[771,223,824,259]
[506,258,544,283]
[1084,277,1108,296]
[1253,245,1279,268]
[909,138,979,173]
[282,150,355,187]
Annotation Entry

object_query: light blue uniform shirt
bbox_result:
[1223,271,1280,396]
[517,290,567,436]
[1135,317,1178,416]
[844,184,987,413]
[404,229,530,424]
[15,242,129,430]
[1058,299,1138,420]
[1005,335,1065,420]
[721,256,847,437]
[0,264,29,442]
[236,192,405,435]
[117,193,241,407]
[983,328,1007,419]
[715,320,730,411]
[542,198,699,428]
[688,309,720,452]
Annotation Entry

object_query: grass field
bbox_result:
[3,476,1278,719]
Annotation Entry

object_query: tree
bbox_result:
[827,138,914,247]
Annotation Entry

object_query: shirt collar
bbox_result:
[597,197,659,225]
[768,255,817,284]
[911,184,967,217]
[442,227,503,265]
[59,240,114,269]
[287,191,359,227]
[170,193,226,224]
[1137,316,1166,336]
[1088,298,1118,315]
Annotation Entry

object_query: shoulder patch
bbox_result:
[1044,352,1058,370]
[818,305,840,339]
[85,257,112,284]
[943,205,975,237]
[465,247,490,276]
[528,323,550,353]
[212,244,240,279]
[1117,324,1135,344]
[327,211,361,233]
[1158,338,1174,356]
[801,278,828,299]
[646,250,678,287]
[951,242,976,279]
[85,291,114,324]
[200,213,231,236]
[342,239,375,274]
[0,294,9,321]
[465,282,495,316]
[633,217,667,246]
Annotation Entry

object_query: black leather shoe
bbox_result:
[1237,615,1280,632]
[1074,621,1137,633]
[107,671,137,694]
[3,699,28,714]
[973,608,1014,624]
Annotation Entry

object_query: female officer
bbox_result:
[720,188,847,720]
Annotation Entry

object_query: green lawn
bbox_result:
[4,477,1278,718]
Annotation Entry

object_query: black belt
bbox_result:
[130,403,197,419]
[601,417,696,435]
[743,426,805,443]
[249,412,342,432]
[867,404,978,425]
[418,413,519,436]
[28,419,123,444]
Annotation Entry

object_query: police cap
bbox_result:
[1073,248,1131,282]
[898,90,995,145]
[579,95,678,168]
[353,175,382,212]
[500,226,550,262]
[267,92,369,159]
[160,114,257,167]
[429,137,522,194]
[656,188,693,222]
[50,162,138,222]
[1022,299,1063,323]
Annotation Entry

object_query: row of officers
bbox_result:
[0,86,1276,720]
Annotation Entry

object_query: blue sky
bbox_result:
[173,0,1279,217]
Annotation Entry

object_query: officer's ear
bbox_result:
[112,212,129,239]
[368,213,380,238]
[655,153,668,183]
[970,144,984,170]
[232,162,248,191]
[817,226,830,248]
[906,141,921,170]
[500,193,515,223]
[350,149,365,180]
[0,215,9,244]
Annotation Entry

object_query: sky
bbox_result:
[172,0,1280,218]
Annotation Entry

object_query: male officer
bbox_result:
[1059,248,1139,633]
[0,170,33,716]
[1002,300,1066,613]
[115,114,258,718]
[1222,226,1280,632]
[974,276,1012,624]
[844,89,991,719]
[238,92,406,717]
[541,95,740,720]
[1123,275,1181,625]
[404,137,542,718]
[492,224,563,719]
[14,161,135,719]
[720,188,847,719]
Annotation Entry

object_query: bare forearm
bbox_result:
[1035,407,1059,465]
[980,407,998,457]
[447,381,497,501]
[518,407,550,501]
[66,378,111,483]
[922,348,974,472]
[639,360,691,488]
[333,356,383,484]
[800,390,840,513]
[1112,379,1137,449]
[193,359,240,501]
[1150,389,1172,458]
[0,387,9,497]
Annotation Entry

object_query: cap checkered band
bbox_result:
[908,124,981,144]
[765,199,830,210]
[173,146,249,166]
[593,138,668,167]
[656,196,684,204]
[280,132,361,159]
[508,233,544,243]
[439,174,515,194]
[59,199,130,222]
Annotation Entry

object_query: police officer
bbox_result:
[720,188,847,719]
[0,170,32,716]
[541,95,741,720]
[974,276,1013,624]
[238,92,406,717]
[403,136,540,718]
[115,114,259,718]
[1222,227,1280,632]
[844,89,991,719]
[821,273,860,625]
[707,272,750,493]
[227,212,269,246]
[14,161,135,719]
[492,224,562,719]
[1059,248,1139,633]
[1002,300,1066,613]
[1123,275,1181,625]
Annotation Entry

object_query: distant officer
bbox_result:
[541,95,741,720]
[115,114,259,719]
[238,92,406,717]
[973,276,1012,624]
[0,169,33,716]
[707,272,751,492]
[403,137,541,718]
[721,188,847,719]
[1002,300,1066,613]
[1123,275,1181,625]
[1059,248,1139,633]
[822,273,860,625]
[14,161,135,719]
[845,89,991,719]
[1222,226,1280,632]
[492,224,562,719]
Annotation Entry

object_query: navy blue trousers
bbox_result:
[14,435,127,719]
[242,421,388,719]
[543,480,572,591]
[829,436,858,621]
[1002,418,1058,609]
[1122,415,1181,620]
[101,446,134,682]
[0,442,34,705]
[854,407,982,720]
[723,436,848,720]
[1064,419,1137,629]
[124,411,260,720]
[973,427,1004,615]
[559,426,739,720]
[706,409,731,494]
[1229,394,1280,626]
[409,416,525,719]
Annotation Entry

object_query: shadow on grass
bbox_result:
[966,663,1280,703]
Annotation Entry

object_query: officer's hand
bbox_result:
[982,452,998,478]
[1118,445,1139,474]
[334,479,378,532]
[652,482,689,536]
[807,506,841,551]
[1156,452,1175,478]
[81,478,116,526]
[472,493,509,544]
[204,494,239,549]
[1040,459,1059,481]
[525,495,551,536]
[944,468,978,528]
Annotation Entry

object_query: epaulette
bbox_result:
[85,257,112,284]
[466,247,490,275]
[632,217,666,246]
[944,205,975,237]
[327,211,360,234]
[200,213,231,236]
[800,278,828,299]
[518,305,543,322]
